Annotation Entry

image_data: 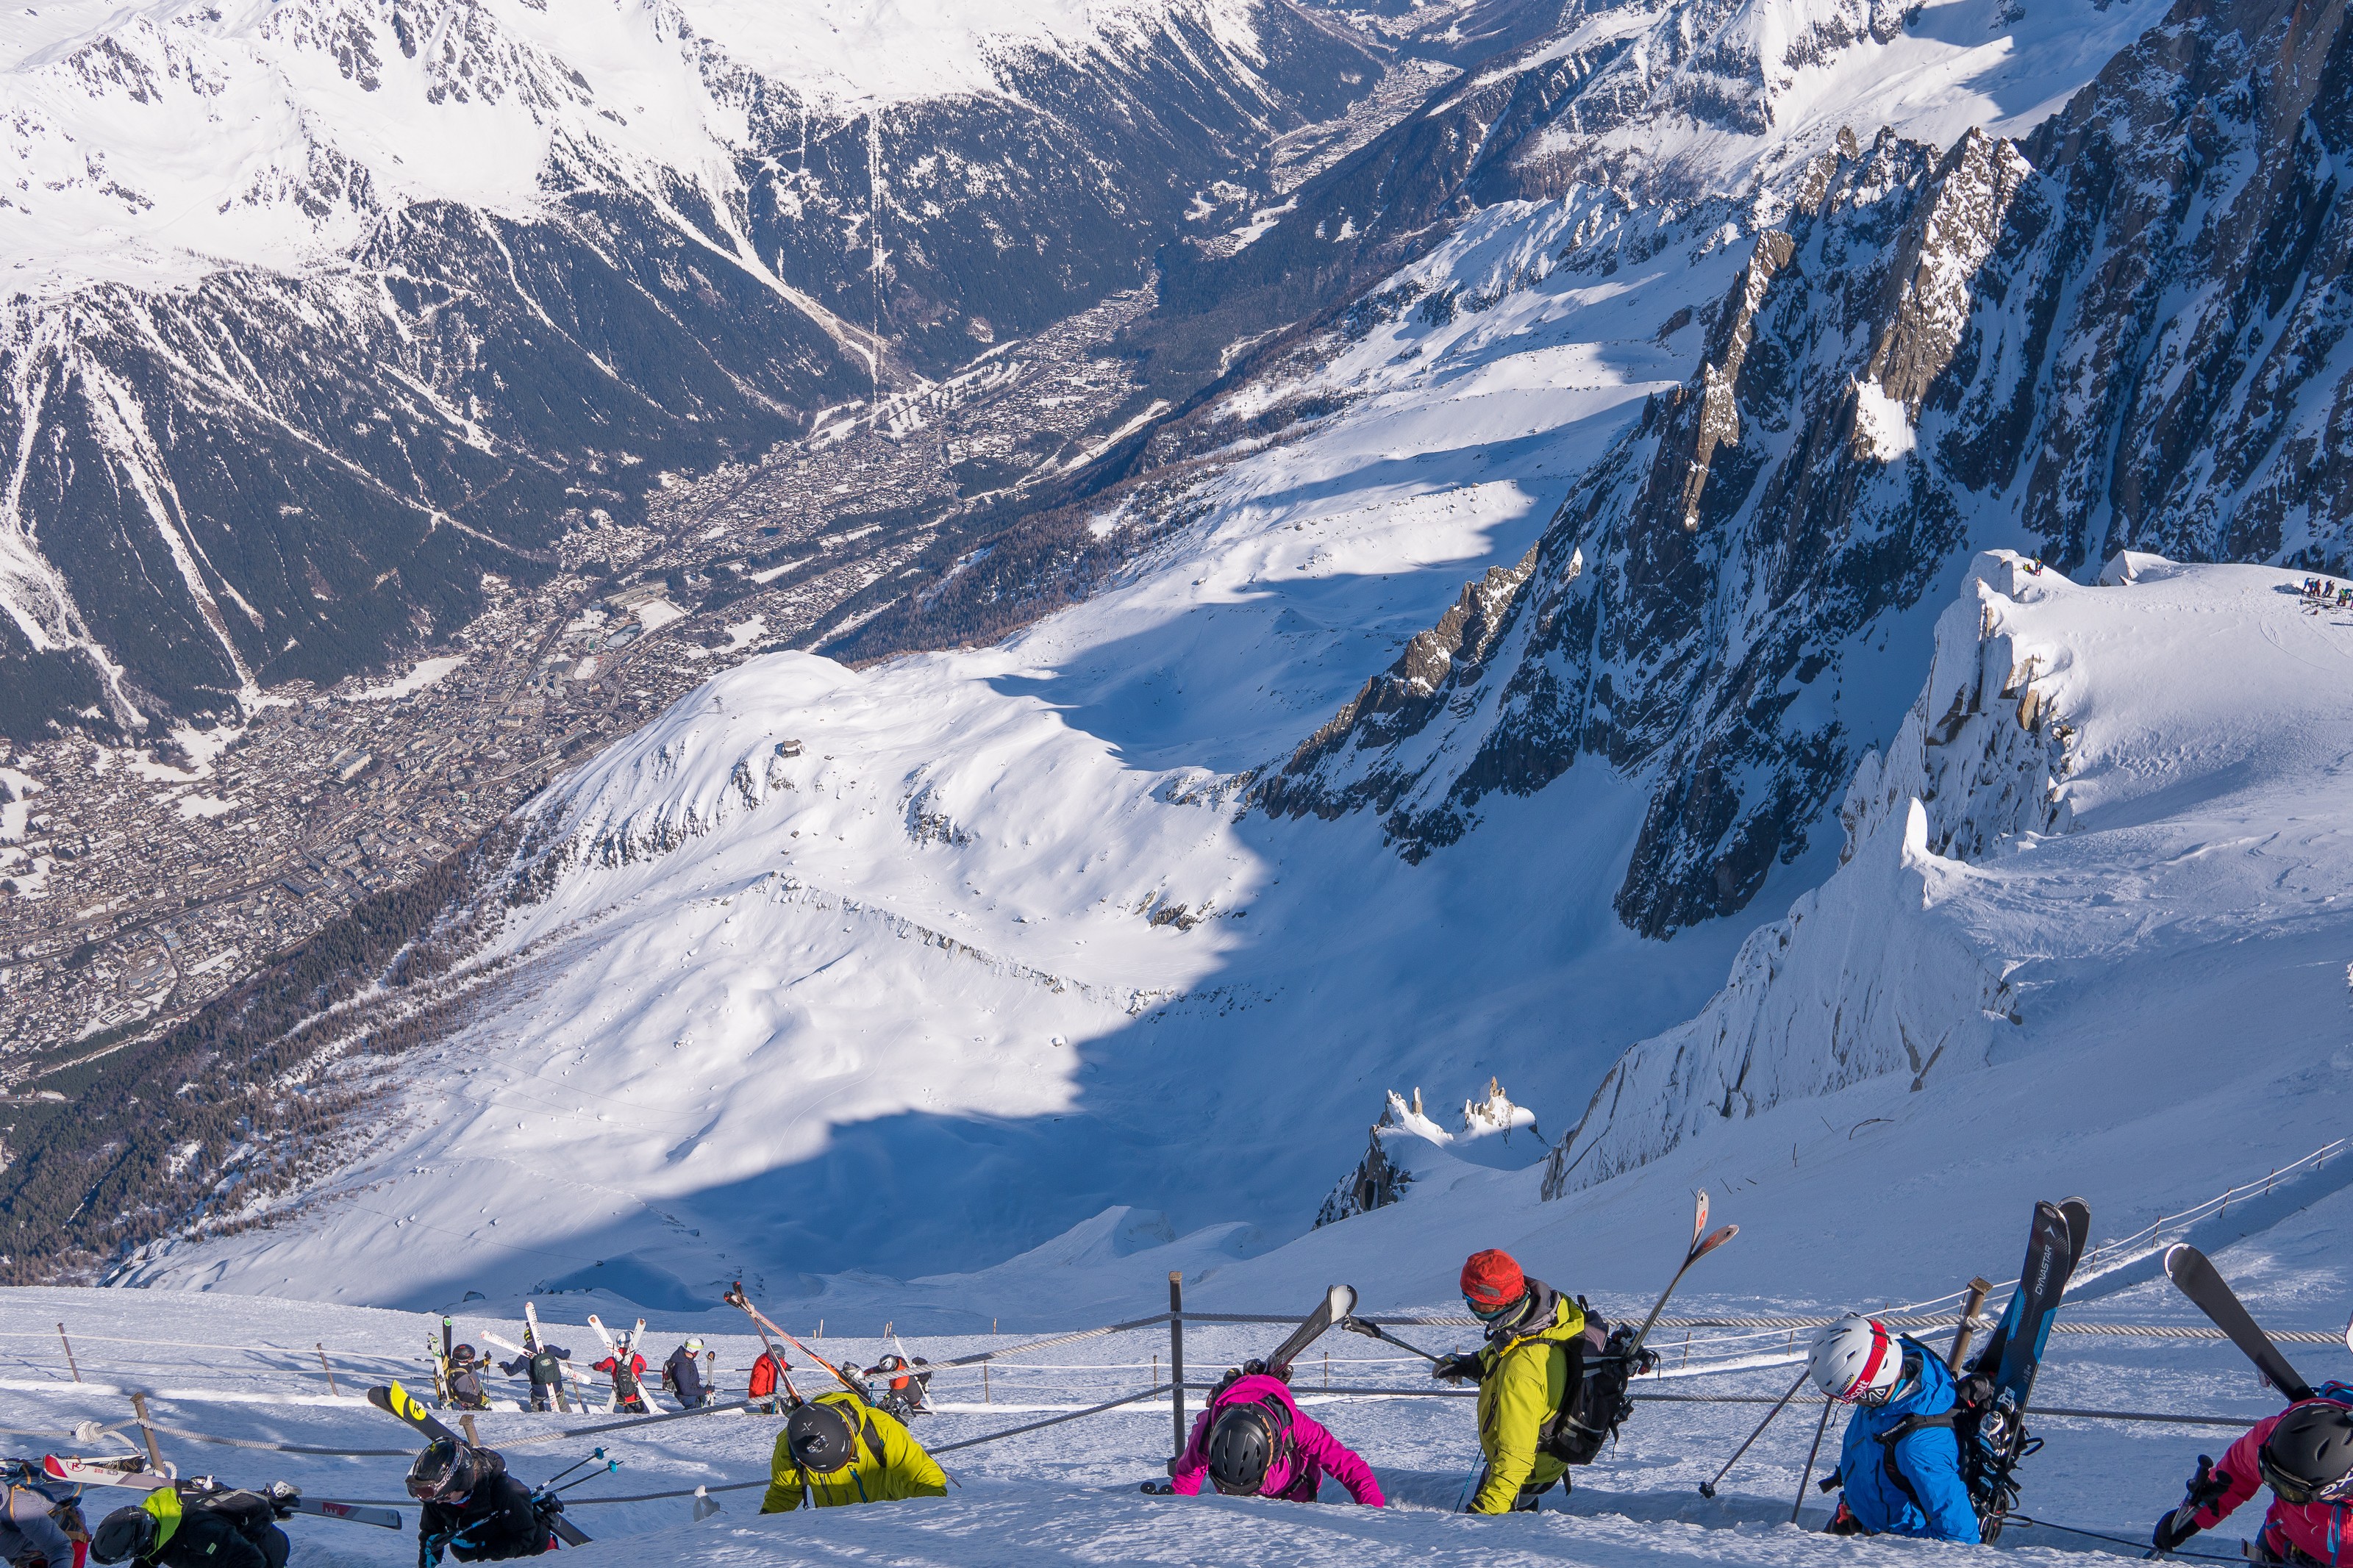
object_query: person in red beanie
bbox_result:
[1435,1247,1599,1513]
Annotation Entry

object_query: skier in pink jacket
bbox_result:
[1170,1370,1385,1505]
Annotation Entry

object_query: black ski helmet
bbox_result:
[406,1438,479,1500]
[451,1344,476,1364]
[2260,1403,2353,1504]
[785,1400,860,1474]
[1205,1400,1290,1495]
[90,1506,158,1564]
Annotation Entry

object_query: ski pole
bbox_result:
[1792,1395,1835,1524]
[1698,1367,1809,1498]
[1340,1317,1442,1362]
[2146,1455,2221,1559]
[537,1448,607,1491]
[543,1459,619,1497]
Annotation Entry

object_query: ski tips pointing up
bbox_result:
[1693,1189,1709,1247]
[1692,1223,1738,1263]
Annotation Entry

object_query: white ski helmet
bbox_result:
[685,1338,704,1353]
[1810,1314,1902,1405]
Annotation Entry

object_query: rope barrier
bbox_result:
[2003,1514,2243,1562]
[929,1314,1174,1370]
[930,1383,1177,1456]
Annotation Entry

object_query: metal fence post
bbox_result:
[1168,1271,1187,1461]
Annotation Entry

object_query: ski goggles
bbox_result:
[1464,1295,1517,1322]
[2259,1450,2353,1506]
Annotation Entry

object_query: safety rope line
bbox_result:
[929,1383,1176,1456]
[2003,1513,2244,1562]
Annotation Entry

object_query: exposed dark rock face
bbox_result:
[1265,0,2353,936]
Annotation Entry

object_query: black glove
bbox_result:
[1431,1353,1481,1383]
[2152,1507,2202,1554]
[264,1482,299,1519]
[1827,1502,1863,1536]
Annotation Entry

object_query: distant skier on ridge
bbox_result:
[2150,1384,2353,1560]
[1808,1315,1980,1543]
[1169,1364,1385,1505]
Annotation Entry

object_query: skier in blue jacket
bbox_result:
[1807,1314,1981,1543]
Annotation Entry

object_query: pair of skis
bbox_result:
[38,1456,401,1532]
[723,1281,873,1407]
[1950,1196,2090,1541]
[585,1314,646,1414]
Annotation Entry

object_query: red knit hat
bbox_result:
[1460,1249,1526,1310]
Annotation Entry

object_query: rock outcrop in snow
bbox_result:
[1538,552,2331,1198]
[1318,1081,1542,1225]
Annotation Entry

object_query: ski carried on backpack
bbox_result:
[1265,1286,1357,1378]
[42,1457,168,1492]
[724,1281,871,1406]
[42,1459,401,1530]
[1957,1196,2090,1541]
[1624,1189,1740,1358]
[524,1303,573,1414]
[2164,1244,2313,1401]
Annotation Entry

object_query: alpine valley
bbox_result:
[4,0,2353,1450]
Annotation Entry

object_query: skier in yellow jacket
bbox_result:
[1435,1248,1589,1514]
[759,1390,947,1512]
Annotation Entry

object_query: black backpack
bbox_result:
[1538,1311,1636,1466]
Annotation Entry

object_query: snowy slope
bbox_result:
[17,1148,2353,1568]
[46,568,2353,1568]
[0,0,1271,297]
[114,224,1791,1309]
[114,378,2353,1350]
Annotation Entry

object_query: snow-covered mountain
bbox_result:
[48,0,2353,1319]
[0,0,1382,731]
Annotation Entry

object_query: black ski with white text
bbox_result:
[1953,1196,2090,1542]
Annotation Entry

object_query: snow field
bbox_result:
[7,1238,2351,1568]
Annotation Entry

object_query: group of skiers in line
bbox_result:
[438,1331,713,1416]
[2302,576,2353,608]
[440,1325,935,1428]
[25,1246,2353,1567]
